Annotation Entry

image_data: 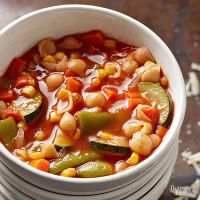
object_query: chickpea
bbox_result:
[130,132,152,156]
[149,134,161,149]
[122,60,138,74]
[60,37,81,50]
[133,47,156,65]
[85,92,106,108]
[68,59,86,76]
[45,74,64,92]
[59,112,76,135]
[104,62,118,75]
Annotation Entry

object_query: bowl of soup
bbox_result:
[0,5,186,196]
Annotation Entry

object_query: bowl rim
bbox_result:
[0,4,186,184]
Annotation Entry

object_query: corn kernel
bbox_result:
[98,69,107,79]
[144,61,155,66]
[60,168,77,177]
[57,88,69,101]
[93,64,101,69]
[160,76,168,88]
[35,131,46,141]
[54,52,66,61]
[104,39,117,49]
[33,54,40,65]
[49,112,62,123]
[17,121,26,129]
[70,52,81,59]
[73,128,81,140]
[98,132,113,140]
[91,77,101,87]
[43,55,56,63]
[21,86,36,98]
[29,152,44,160]
[128,152,139,165]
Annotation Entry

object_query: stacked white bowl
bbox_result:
[0,5,186,200]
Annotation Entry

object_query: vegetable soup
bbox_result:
[0,30,173,178]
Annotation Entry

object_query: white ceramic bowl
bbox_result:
[0,4,186,195]
[0,138,178,200]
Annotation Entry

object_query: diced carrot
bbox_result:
[126,91,141,98]
[143,107,159,126]
[103,87,118,102]
[0,90,16,101]
[15,75,29,88]
[81,31,104,47]
[3,107,22,121]
[6,58,27,77]
[128,98,146,110]
[29,159,50,172]
[66,78,83,92]
[156,126,168,138]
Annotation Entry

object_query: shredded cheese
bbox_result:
[186,72,200,97]
[191,62,200,71]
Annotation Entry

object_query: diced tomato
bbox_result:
[3,107,22,121]
[6,58,27,77]
[0,90,16,101]
[15,75,29,88]
[103,87,118,102]
[128,98,146,110]
[29,159,50,172]
[156,126,168,138]
[66,78,83,92]
[81,31,104,47]
[143,107,159,126]
[65,69,77,77]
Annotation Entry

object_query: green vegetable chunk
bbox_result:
[50,151,102,174]
[138,82,172,126]
[9,91,43,124]
[76,111,113,133]
[0,117,17,147]
[90,138,130,155]
[77,161,113,178]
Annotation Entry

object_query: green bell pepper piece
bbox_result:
[76,111,113,133]
[0,117,17,147]
[50,151,102,174]
[77,161,113,178]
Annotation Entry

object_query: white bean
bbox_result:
[85,92,106,108]
[45,74,64,92]
[141,66,160,83]
[59,112,76,135]
[68,59,86,76]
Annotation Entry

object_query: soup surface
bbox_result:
[0,30,173,178]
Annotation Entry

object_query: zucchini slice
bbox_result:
[90,138,130,155]
[0,117,17,147]
[76,111,113,133]
[10,91,43,124]
[53,130,74,148]
[138,82,172,126]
